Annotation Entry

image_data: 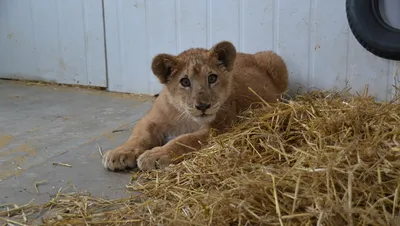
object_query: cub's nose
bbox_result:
[195,103,211,112]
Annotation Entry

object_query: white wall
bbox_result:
[0,0,399,101]
[104,0,399,101]
[0,0,107,87]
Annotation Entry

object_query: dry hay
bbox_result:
[1,87,400,226]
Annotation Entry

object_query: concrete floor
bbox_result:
[0,80,154,205]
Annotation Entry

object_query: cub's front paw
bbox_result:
[137,147,172,171]
[102,148,138,171]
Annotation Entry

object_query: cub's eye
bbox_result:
[208,74,218,84]
[180,78,191,87]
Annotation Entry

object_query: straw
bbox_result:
[1,87,400,226]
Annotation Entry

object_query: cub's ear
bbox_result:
[151,54,180,84]
[208,41,237,71]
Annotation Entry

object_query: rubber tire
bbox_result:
[346,0,400,61]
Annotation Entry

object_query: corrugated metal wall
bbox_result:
[0,0,399,100]
[104,0,399,100]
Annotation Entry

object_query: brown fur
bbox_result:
[102,41,289,171]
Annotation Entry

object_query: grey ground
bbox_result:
[0,80,154,206]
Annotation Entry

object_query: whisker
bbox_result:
[173,111,186,123]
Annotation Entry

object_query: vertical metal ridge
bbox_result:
[206,0,211,48]
[101,0,109,88]
[117,1,124,89]
[144,0,151,93]
[82,0,89,84]
[382,60,391,101]
[3,2,13,71]
[175,0,181,53]
[28,0,39,76]
[395,62,400,103]
[388,60,397,101]
[345,20,351,88]
[308,0,317,88]
[273,0,279,53]
[238,0,243,51]
[54,0,64,79]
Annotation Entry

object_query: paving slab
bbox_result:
[0,80,154,205]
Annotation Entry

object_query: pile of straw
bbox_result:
[1,88,400,226]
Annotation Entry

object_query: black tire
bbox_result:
[346,0,400,61]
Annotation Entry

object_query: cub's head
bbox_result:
[151,41,237,123]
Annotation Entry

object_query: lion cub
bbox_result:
[102,41,288,172]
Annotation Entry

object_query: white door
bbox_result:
[0,0,107,87]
